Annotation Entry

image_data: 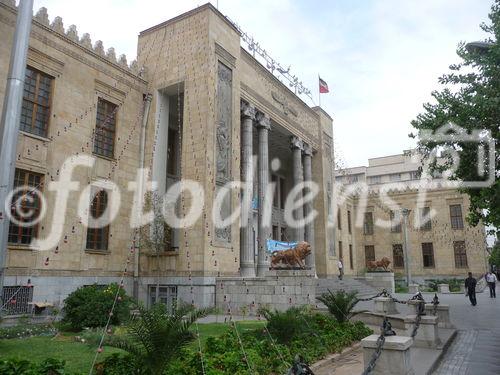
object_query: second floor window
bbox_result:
[337,210,342,230]
[20,66,53,138]
[94,98,117,158]
[450,204,464,230]
[347,210,352,234]
[390,210,402,233]
[419,207,432,231]
[86,189,110,251]
[364,212,374,235]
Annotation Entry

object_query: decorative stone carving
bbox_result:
[290,135,303,150]
[106,47,117,62]
[130,60,138,72]
[270,242,311,269]
[35,7,49,26]
[80,33,92,49]
[93,40,105,56]
[255,112,271,130]
[303,143,313,156]
[66,25,78,41]
[240,101,256,120]
[271,91,298,117]
[118,54,128,67]
[50,16,64,34]
[215,61,233,242]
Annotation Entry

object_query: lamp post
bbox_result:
[401,208,412,287]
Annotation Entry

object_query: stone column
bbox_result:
[240,102,256,277]
[290,136,304,242]
[256,112,271,276]
[302,143,315,270]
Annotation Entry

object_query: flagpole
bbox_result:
[318,74,321,108]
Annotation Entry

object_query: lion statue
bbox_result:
[367,257,391,271]
[270,241,311,269]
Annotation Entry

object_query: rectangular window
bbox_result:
[272,175,278,208]
[272,225,279,241]
[167,128,180,176]
[347,210,352,234]
[338,241,343,260]
[364,212,374,235]
[349,244,353,270]
[85,189,110,251]
[1,285,33,315]
[279,177,286,209]
[390,211,402,233]
[368,175,381,185]
[422,242,435,268]
[364,245,375,267]
[149,285,177,314]
[390,173,401,181]
[20,66,53,137]
[280,227,287,241]
[337,210,342,230]
[419,207,432,231]
[410,171,421,180]
[93,98,117,158]
[450,204,464,230]
[392,244,404,268]
[453,241,468,268]
[8,169,43,245]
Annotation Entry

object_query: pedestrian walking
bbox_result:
[338,258,344,280]
[465,272,477,306]
[486,270,497,298]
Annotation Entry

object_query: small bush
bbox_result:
[0,324,56,339]
[258,306,308,345]
[0,358,66,375]
[62,283,130,330]
[316,289,359,323]
[94,353,142,375]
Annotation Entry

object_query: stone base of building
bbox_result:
[363,272,395,293]
[215,269,316,315]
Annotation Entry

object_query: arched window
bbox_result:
[85,190,109,251]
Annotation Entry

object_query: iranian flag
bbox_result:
[319,77,329,93]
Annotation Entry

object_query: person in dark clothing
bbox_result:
[465,272,477,306]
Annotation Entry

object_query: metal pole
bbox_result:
[0,0,34,307]
[401,208,412,287]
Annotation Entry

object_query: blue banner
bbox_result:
[266,240,297,253]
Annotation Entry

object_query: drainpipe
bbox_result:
[0,0,34,306]
[133,93,152,300]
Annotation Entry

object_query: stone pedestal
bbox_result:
[361,335,414,375]
[364,272,395,293]
[215,270,316,315]
[437,284,450,293]
[424,303,453,329]
[373,296,399,315]
[408,284,419,294]
[403,314,441,348]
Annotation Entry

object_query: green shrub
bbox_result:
[316,289,359,323]
[62,283,130,330]
[257,306,308,345]
[0,358,66,374]
[0,324,56,339]
[94,353,142,375]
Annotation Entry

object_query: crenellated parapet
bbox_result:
[0,1,143,75]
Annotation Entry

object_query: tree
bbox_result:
[105,303,212,375]
[411,0,500,233]
[489,243,500,266]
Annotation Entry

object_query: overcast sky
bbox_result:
[32,0,493,167]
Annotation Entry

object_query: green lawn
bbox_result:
[0,321,266,373]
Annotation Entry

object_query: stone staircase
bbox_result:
[316,276,379,298]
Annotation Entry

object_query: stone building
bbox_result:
[336,150,489,281]
[0,1,338,313]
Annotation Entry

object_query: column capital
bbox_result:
[256,112,271,130]
[303,143,313,156]
[240,101,256,120]
[290,135,303,150]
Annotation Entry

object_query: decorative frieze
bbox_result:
[35,7,49,26]
[66,24,78,42]
[50,16,64,34]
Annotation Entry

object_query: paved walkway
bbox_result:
[432,291,500,375]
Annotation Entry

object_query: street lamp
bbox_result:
[401,208,412,287]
